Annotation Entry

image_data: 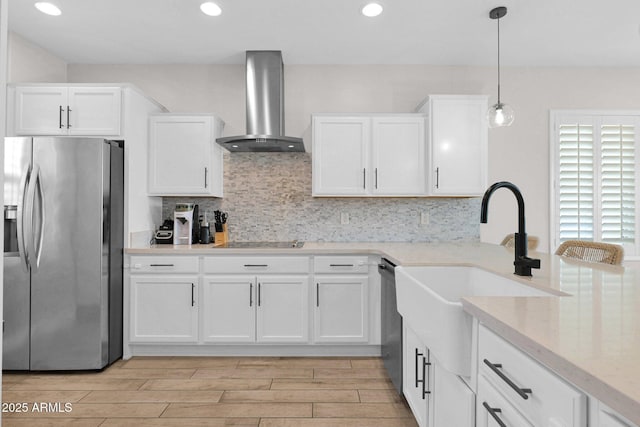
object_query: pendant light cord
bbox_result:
[496,15,501,104]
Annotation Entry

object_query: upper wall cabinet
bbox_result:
[312,114,427,196]
[148,114,224,197]
[10,86,122,136]
[417,95,489,196]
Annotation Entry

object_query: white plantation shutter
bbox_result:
[553,113,640,257]
[600,123,635,244]
[558,123,595,241]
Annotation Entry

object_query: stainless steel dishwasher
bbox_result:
[379,258,402,395]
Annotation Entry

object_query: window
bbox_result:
[551,112,640,258]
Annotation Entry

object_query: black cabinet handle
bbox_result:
[422,356,432,399]
[329,264,354,267]
[415,348,424,388]
[435,167,440,189]
[150,263,174,267]
[258,283,261,306]
[316,283,319,307]
[204,167,208,188]
[482,402,506,427]
[363,168,366,189]
[66,106,71,128]
[483,359,532,400]
[375,167,378,189]
[244,264,268,267]
[191,283,195,307]
[249,283,253,307]
[59,106,64,129]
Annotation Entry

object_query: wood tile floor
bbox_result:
[2,357,418,426]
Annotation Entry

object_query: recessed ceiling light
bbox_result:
[361,2,383,17]
[200,2,222,16]
[34,2,61,16]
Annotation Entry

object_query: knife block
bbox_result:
[215,224,228,244]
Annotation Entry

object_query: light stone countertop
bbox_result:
[126,241,639,424]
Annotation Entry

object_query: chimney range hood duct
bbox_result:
[216,51,304,152]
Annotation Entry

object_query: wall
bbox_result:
[60,63,640,250]
[8,32,66,82]
[162,153,480,242]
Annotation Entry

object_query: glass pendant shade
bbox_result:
[487,102,514,128]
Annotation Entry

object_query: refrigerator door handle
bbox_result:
[35,166,45,267]
[16,165,31,271]
[25,164,44,270]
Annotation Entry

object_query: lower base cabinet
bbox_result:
[477,375,534,427]
[314,275,369,342]
[403,323,475,427]
[202,274,309,343]
[130,275,198,342]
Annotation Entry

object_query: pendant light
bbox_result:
[487,6,514,128]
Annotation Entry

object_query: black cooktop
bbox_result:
[219,241,304,249]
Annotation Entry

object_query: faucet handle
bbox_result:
[514,256,541,276]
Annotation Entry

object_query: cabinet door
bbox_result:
[371,116,426,195]
[202,275,256,343]
[256,275,309,343]
[314,275,368,343]
[432,357,475,427]
[148,115,217,195]
[477,375,534,427]
[312,116,370,196]
[14,86,68,135]
[403,325,430,427]
[430,96,488,195]
[130,275,198,342]
[68,87,121,136]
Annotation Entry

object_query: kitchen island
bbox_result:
[126,242,640,425]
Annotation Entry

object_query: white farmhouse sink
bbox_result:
[396,265,555,377]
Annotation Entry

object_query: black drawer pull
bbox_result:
[258,283,262,306]
[329,264,354,267]
[483,359,532,400]
[244,264,268,267]
[191,283,195,307]
[415,348,424,388]
[150,263,174,267]
[482,402,506,427]
[249,283,253,307]
[422,357,432,399]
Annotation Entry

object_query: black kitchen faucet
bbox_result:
[480,181,541,276]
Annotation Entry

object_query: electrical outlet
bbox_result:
[420,211,430,225]
[340,212,350,225]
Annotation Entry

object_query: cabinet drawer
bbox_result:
[478,325,586,427]
[477,375,534,427]
[314,256,369,274]
[130,256,199,274]
[203,256,310,274]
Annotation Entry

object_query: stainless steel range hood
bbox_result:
[216,51,304,152]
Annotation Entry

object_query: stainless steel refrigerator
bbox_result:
[3,137,123,370]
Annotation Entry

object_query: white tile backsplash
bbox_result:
[162,152,480,242]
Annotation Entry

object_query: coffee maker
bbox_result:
[173,203,195,245]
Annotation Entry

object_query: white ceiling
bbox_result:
[8,0,640,67]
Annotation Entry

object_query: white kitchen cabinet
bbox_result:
[477,375,534,427]
[371,116,426,195]
[202,274,309,343]
[12,85,122,136]
[312,114,427,196]
[312,116,370,196]
[314,275,369,343]
[432,356,475,427]
[403,324,432,427]
[256,275,309,343]
[202,275,256,343]
[130,275,198,343]
[416,95,488,196]
[148,114,224,196]
[596,403,635,427]
[403,323,475,427]
[478,324,587,427]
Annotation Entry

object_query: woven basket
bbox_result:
[555,240,624,265]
